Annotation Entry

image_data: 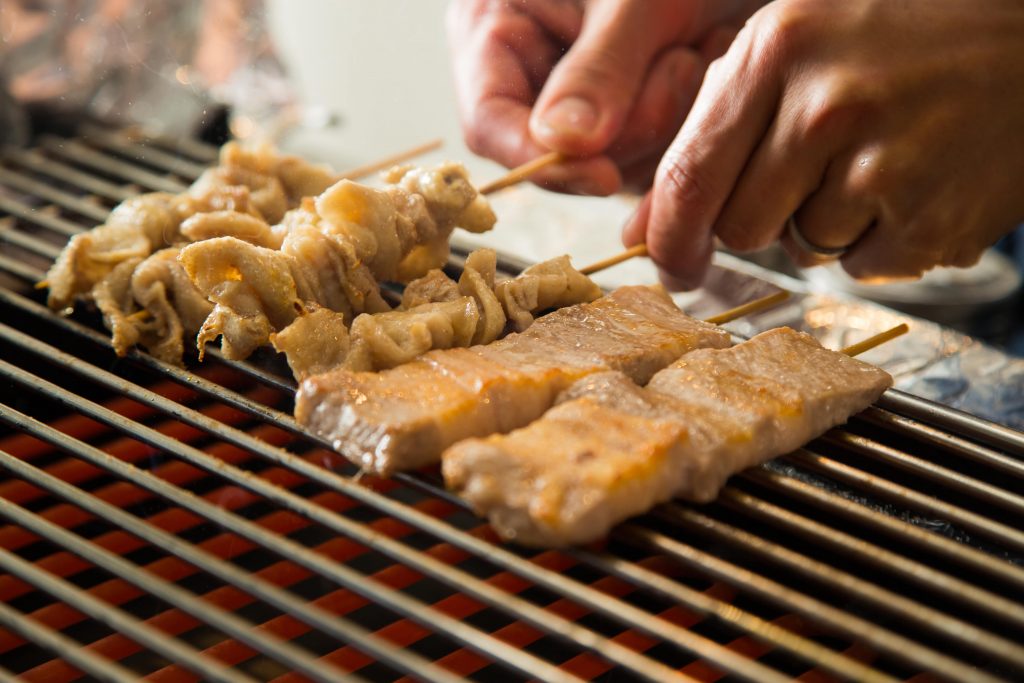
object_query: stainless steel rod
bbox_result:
[0,362,606,683]
[877,390,1024,456]
[0,330,771,683]
[0,209,69,256]
[0,598,140,683]
[0,167,112,222]
[2,148,135,201]
[672,495,1024,668]
[861,407,1024,481]
[0,436,452,683]
[743,468,1024,590]
[83,128,208,179]
[0,529,257,683]
[38,137,187,193]
[619,523,1004,683]
[0,194,85,237]
[823,431,1024,516]
[574,549,897,683]
[790,449,1024,553]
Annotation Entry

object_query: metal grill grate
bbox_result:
[1,126,1023,682]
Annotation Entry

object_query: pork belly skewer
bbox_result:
[442,324,906,548]
[295,288,788,477]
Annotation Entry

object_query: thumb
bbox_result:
[529,0,680,156]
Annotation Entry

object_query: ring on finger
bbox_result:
[786,216,850,259]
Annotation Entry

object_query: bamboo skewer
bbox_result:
[480,152,564,195]
[335,138,444,180]
[703,290,791,326]
[579,244,649,276]
[842,323,909,357]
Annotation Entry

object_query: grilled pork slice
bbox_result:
[295,286,731,476]
[443,327,893,547]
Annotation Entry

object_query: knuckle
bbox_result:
[656,150,716,217]
[800,76,871,142]
[747,0,820,61]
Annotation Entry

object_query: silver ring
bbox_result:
[786,216,848,258]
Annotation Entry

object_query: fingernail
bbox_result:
[539,96,598,137]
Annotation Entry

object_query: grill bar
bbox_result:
[623,522,1004,683]
[823,431,1024,516]
[0,509,259,683]
[38,136,188,193]
[1,147,136,202]
[0,597,139,683]
[789,450,1024,553]
[877,391,1024,456]
[681,493,1024,665]
[0,193,85,238]
[1,128,1022,681]
[0,168,112,223]
[0,361,587,683]
[572,549,894,683]
[78,126,208,180]
[2,280,888,679]
[745,467,1024,591]
[0,336,750,683]
[719,487,1024,631]
[0,413,454,683]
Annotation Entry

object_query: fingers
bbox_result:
[529,0,687,156]
[447,1,620,194]
[630,24,785,289]
[781,156,879,268]
[470,96,623,195]
[621,192,653,247]
[608,47,704,170]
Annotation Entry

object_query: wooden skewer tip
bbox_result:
[579,244,649,276]
[703,290,791,326]
[841,323,909,357]
[480,151,565,195]
[337,138,445,180]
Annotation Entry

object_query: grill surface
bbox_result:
[1,127,1023,682]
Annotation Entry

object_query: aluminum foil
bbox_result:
[699,253,1024,431]
[0,0,296,145]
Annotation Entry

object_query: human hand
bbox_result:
[624,0,1024,289]
[447,0,757,194]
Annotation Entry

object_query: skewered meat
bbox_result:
[44,142,340,363]
[295,286,732,476]
[181,164,496,361]
[179,210,283,248]
[271,305,352,381]
[46,192,190,310]
[496,255,602,332]
[443,327,893,547]
[92,248,214,364]
[272,249,600,380]
[188,142,337,224]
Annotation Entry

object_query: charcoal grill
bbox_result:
[1,127,1023,682]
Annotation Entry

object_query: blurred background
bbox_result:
[1,0,1021,354]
